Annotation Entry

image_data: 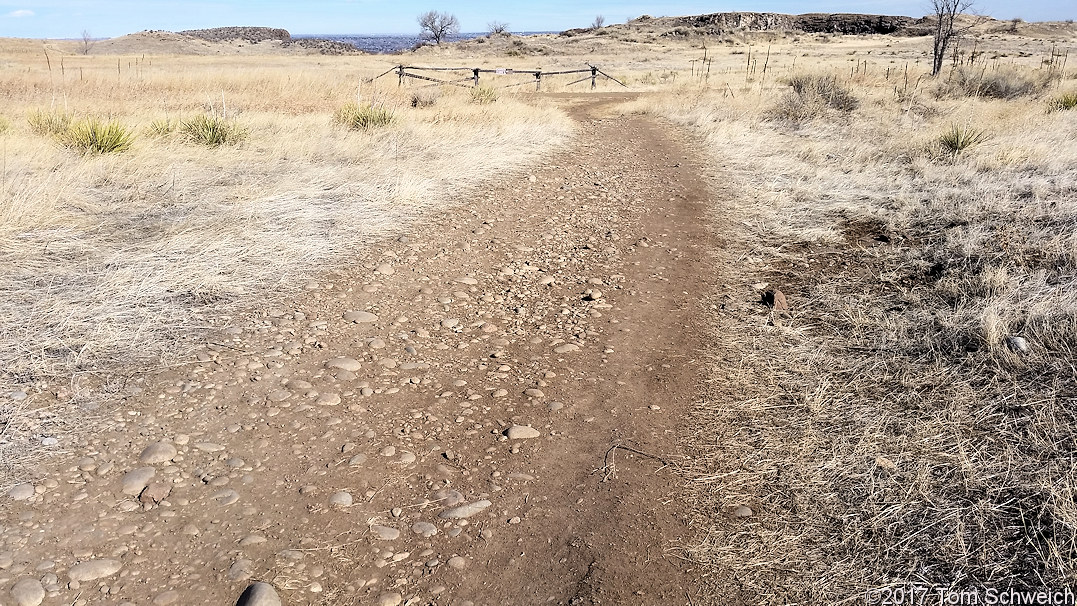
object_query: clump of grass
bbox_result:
[410,89,440,108]
[943,66,1055,99]
[767,73,858,122]
[939,123,987,157]
[180,114,247,146]
[146,118,177,137]
[61,119,135,154]
[0,116,9,134]
[469,85,499,105]
[788,73,859,111]
[334,102,394,130]
[1048,91,1077,111]
[27,109,72,136]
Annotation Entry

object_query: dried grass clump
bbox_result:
[145,118,177,137]
[767,73,858,121]
[180,114,247,146]
[469,85,499,105]
[334,102,394,130]
[410,89,440,108]
[27,109,72,136]
[61,119,135,154]
[943,66,1056,99]
[1048,91,1077,111]
[0,116,9,134]
[938,123,986,157]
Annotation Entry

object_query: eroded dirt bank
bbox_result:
[1,98,717,606]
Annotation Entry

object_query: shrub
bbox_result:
[944,66,1055,99]
[410,89,440,108]
[939,123,986,157]
[1048,91,1077,111]
[469,85,499,105]
[180,114,247,146]
[146,118,177,137]
[61,119,135,154]
[334,103,394,130]
[27,109,72,136]
[787,74,859,111]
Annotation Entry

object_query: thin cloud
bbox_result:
[7,9,35,18]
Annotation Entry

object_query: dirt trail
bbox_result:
[0,97,716,606]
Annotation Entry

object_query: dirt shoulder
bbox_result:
[0,98,716,606]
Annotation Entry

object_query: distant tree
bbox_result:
[930,0,974,75]
[487,20,509,35]
[591,15,605,29]
[80,29,95,55]
[418,11,460,44]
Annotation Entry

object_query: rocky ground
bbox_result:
[0,96,717,606]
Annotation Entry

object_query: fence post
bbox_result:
[473,68,480,86]
[591,66,597,89]
[397,65,404,86]
[535,71,542,91]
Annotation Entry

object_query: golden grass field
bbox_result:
[2,17,1076,601]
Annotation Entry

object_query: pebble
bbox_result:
[153,591,180,605]
[236,582,282,606]
[732,505,754,518]
[547,401,564,411]
[447,556,467,570]
[139,442,177,464]
[316,392,342,405]
[194,442,225,452]
[554,344,579,354]
[121,467,156,496]
[329,491,353,507]
[325,357,362,372]
[267,389,292,402]
[412,522,438,538]
[1007,335,1029,353]
[438,500,492,519]
[7,483,34,501]
[523,388,545,398]
[10,577,45,606]
[376,593,402,606]
[67,559,122,582]
[371,525,400,540]
[344,310,379,323]
[210,488,240,506]
[227,559,254,581]
[375,263,394,275]
[505,425,542,439]
[239,534,266,546]
[431,488,464,506]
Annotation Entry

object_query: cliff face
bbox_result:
[670,12,918,35]
[180,27,292,43]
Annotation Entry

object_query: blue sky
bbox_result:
[0,0,1072,38]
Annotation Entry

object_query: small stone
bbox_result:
[121,467,156,496]
[325,357,362,372]
[210,488,240,506]
[431,488,464,506]
[344,310,379,323]
[194,442,225,452]
[227,559,254,581]
[7,483,34,501]
[316,392,342,406]
[554,344,579,354]
[376,593,402,606]
[371,525,400,541]
[68,559,122,582]
[236,582,281,606]
[447,556,467,570]
[441,318,460,329]
[438,500,492,519]
[239,534,266,546]
[411,522,438,538]
[10,577,45,606]
[266,389,292,402]
[505,425,541,439]
[547,401,564,411]
[1006,336,1029,353]
[523,388,544,398]
[139,481,172,505]
[732,505,754,519]
[139,442,177,464]
[153,590,180,605]
[348,454,368,466]
[329,491,353,507]
[375,263,394,275]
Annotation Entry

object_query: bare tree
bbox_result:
[930,0,974,75]
[591,15,605,29]
[487,21,509,35]
[80,29,96,55]
[418,11,460,45]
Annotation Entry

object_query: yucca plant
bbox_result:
[939,124,986,157]
[61,119,135,154]
[334,103,394,130]
[27,109,72,136]
[1048,91,1077,112]
[146,118,177,137]
[180,114,247,146]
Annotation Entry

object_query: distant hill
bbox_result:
[84,27,362,55]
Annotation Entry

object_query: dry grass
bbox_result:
[623,42,1077,602]
[0,44,573,486]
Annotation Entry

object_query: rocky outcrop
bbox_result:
[180,27,291,43]
[672,12,916,35]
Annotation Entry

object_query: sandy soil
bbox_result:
[0,96,718,606]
